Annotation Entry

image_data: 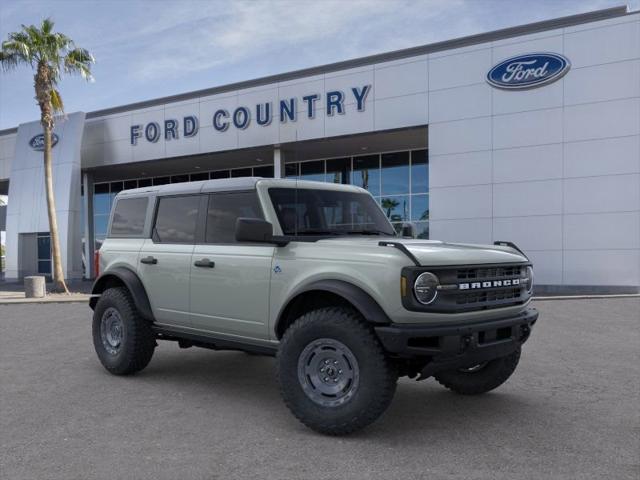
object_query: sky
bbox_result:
[0,0,637,130]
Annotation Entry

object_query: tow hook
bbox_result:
[461,335,473,353]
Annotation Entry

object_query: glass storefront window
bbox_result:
[253,165,274,178]
[300,160,325,182]
[153,176,170,185]
[414,221,429,239]
[94,215,109,237]
[189,172,209,182]
[211,170,230,179]
[381,151,410,195]
[138,178,152,187]
[380,195,409,223]
[411,194,429,221]
[285,163,299,178]
[124,180,138,190]
[411,149,428,193]
[94,183,110,216]
[326,157,350,184]
[231,168,252,178]
[351,155,380,196]
[171,174,189,183]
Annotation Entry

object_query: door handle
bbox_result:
[140,256,158,265]
[194,258,215,268]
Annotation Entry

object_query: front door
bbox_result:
[190,191,274,339]
[138,194,201,327]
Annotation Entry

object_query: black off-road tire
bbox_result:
[92,287,155,375]
[434,348,521,395]
[277,307,398,435]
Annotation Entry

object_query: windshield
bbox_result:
[268,187,396,236]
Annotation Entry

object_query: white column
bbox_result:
[273,147,285,179]
[82,172,94,279]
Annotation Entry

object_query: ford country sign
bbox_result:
[29,133,59,151]
[487,53,570,90]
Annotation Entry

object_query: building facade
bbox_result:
[0,6,639,292]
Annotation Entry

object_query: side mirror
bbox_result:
[235,218,274,243]
[401,222,416,238]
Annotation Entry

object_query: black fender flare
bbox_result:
[276,279,391,336]
[89,267,154,321]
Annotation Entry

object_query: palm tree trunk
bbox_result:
[43,123,68,294]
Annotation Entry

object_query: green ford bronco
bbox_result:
[90,178,537,435]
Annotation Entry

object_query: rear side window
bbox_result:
[153,195,200,243]
[110,197,148,236]
[205,192,263,243]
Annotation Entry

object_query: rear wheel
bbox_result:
[434,348,521,395]
[92,287,155,375]
[277,307,397,435]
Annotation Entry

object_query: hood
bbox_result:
[316,237,528,266]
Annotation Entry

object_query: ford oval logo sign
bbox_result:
[487,53,570,90]
[29,133,59,151]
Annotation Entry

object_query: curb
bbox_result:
[0,295,92,305]
[533,294,640,301]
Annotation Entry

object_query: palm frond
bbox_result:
[50,88,64,113]
[64,47,94,81]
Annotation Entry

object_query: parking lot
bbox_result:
[0,297,638,480]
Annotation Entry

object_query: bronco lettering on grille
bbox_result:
[459,279,521,290]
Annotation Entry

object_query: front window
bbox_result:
[269,188,395,236]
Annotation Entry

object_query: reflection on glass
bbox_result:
[94,215,109,236]
[411,194,429,221]
[38,260,51,274]
[300,160,325,182]
[381,151,410,195]
[253,165,274,178]
[351,155,380,196]
[326,158,350,184]
[211,170,230,179]
[414,221,429,239]
[231,168,252,178]
[285,163,299,178]
[411,149,428,193]
[380,195,409,223]
[37,235,50,260]
[93,193,110,216]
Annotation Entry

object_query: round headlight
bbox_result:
[525,266,534,293]
[414,272,439,305]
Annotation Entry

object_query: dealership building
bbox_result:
[0,5,639,293]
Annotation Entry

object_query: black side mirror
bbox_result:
[235,218,273,243]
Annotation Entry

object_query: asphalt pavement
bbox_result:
[0,298,638,480]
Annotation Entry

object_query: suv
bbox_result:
[90,178,537,435]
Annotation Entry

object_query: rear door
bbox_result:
[190,191,274,339]
[138,194,202,327]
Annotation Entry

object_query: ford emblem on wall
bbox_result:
[29,133,59,151]
[487,53,570,90]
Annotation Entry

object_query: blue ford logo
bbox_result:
[487,53,570,90]
[29,133,59,151]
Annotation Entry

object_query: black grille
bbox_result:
[457,266,522,280]
[455,287,522,306]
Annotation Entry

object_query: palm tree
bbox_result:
[0,18,94,292]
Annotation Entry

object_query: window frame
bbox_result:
[151,194,206,245]
[107,196,150,238]
[202,190,266,246]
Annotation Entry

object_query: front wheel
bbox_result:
[277,307,398,435]
[434,348,521,395]
[92,287,155,375]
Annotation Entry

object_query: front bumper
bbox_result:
[374,308,538,378]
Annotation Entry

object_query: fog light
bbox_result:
[414,272,439,305]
